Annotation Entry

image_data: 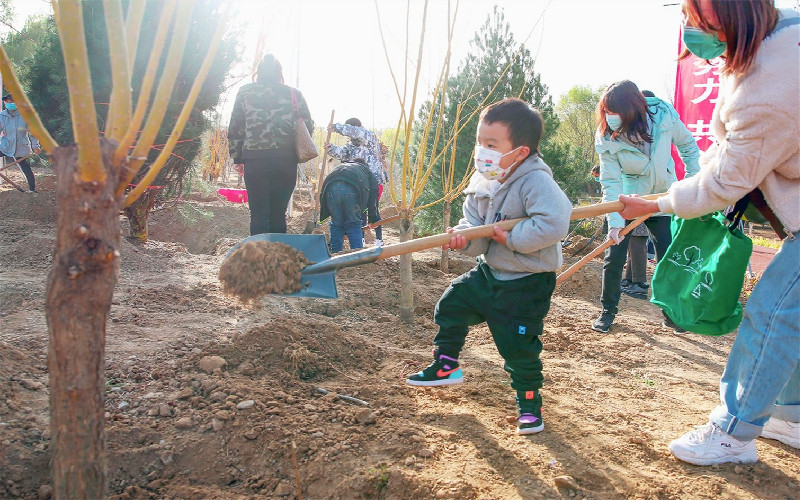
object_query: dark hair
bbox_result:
[596,80,653,143]
[590,164,600,177]
[2,93,12,101]
[257,54,284,84]
[681,0,778,76]
[641,90,656,98]
[345,117,362,127]
[479,98,543,156]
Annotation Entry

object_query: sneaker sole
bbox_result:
[668,443,758,465]
[406,377,464,387]
[761,430,800,449]
[591,325,610,333]
[517,422,544,435]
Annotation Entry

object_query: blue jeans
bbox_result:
[326,181,363,253]
[710,231,800,440]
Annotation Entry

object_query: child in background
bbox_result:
[406,98,572,435]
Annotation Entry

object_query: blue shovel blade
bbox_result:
[224,233,338,299]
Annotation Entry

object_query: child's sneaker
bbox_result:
[669,422,757,465]
[761,417,800,448]
[516,390,544,435]
[406,350,463,387]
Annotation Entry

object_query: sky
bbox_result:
[3,0,798,130]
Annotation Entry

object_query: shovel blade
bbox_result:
[225,233,338,299]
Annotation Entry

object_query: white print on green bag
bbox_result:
[667,246,714,299]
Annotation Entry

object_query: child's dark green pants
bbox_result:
[433,260,555,392]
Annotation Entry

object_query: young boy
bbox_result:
[406,98,572,435]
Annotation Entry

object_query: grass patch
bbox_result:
[751,236,781,249]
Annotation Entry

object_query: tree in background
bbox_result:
[413,6,562,235]
[553,84,604,198]
[11,0,239,240]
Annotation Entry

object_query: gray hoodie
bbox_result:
[455,154,572,280]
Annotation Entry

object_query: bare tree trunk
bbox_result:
[46,140,122,499]
[440,200,451,273]
[399,217,414,324]
[123,187,158,242]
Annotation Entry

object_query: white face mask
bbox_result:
[474,145,522,181]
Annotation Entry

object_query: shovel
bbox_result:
[227,194,664,299]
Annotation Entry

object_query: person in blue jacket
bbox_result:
[0,93,41,192]
[591,80,700,334]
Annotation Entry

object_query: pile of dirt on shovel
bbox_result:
[218,241,310,301]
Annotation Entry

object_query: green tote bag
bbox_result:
[650,213,753,335]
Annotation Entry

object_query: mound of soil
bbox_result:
[0,174,796,500]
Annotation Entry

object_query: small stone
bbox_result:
[404,456,415,466]
[418,448,434,458]
[177,388,194,400]
[38,484,53,500]
[236,400,255,410]
[209,391,228,402]
[147,407,159,417]
[310,431,324,439]
[212,418,224,432]
[554,475,579,490]
[118,401,130,410]
[159,450,174,465]
[734,466,743,474]
[629,436,644,444]
[19,379,44,391]
[505,415,517,424]
[273,481,292,497]
[175,417,193,430]
[356,409,377,425]
[198,356,227,374]
[244,429,259,440]
[238,361,255,375]
[215,410,230,421]
[158,404,172,417]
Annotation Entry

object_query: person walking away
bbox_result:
[405,99,572,436]
[591,81,700,334]
[325,117,387,246]
[620,0,799,465]
[228,55,314,235]
[319,161,379,253]
[0,93,41,192]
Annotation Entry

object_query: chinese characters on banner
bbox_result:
[672,35,721,179]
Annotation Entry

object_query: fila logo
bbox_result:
[721,443,732,448]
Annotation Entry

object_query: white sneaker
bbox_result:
[374,239,384,248]
[761,417,800,449]
[669,422,758,465]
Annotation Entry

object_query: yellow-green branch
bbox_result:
[124,0,146,73]
[124,12,227,207]
[56,0,104,182]
[103,0,131,144]
[113,1,176,170]
[0,47,58,153]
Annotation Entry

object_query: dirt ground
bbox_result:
[0,171,797,500]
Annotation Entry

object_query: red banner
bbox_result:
[672,33,721,179]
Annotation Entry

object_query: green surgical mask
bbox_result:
[682,26,726,60]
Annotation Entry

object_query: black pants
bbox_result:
[601,216,672,314]
[433,260,555,391]
[243,149,297,235]
[1,154,35,191]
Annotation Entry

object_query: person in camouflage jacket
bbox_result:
[228,54,314,235]
[325,117,387,245]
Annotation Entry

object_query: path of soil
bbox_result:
[0,173,797,500]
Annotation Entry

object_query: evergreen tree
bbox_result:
[413,6,563,234]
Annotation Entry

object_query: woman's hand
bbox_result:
[233,164,244,175]
[442,227,467,251]
[619,194,660,219]
[607,227,625,245]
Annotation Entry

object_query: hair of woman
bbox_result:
[595,80,653,143]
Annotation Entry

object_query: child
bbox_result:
[406,98,572,435]
[325,118,387,246]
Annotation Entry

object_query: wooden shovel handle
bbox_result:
[556,214,652,285]
[0,154,33,173]
[313,109,336,221]
[377,194,665,260]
